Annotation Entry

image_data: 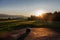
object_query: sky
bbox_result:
[0,0,60,16]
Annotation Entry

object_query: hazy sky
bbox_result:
[0,0,60,16]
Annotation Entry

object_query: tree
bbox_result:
[53,11,60,21]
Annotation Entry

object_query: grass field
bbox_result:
[0,20,60,40]
[0,20,60,32]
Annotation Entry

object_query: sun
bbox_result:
[35,10,46,16]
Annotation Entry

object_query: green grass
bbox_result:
[0,20,60,32]
[0,20,35,32]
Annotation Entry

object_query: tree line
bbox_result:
[28,11,60,22]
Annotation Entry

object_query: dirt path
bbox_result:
[25,28,60,40]
[0,28,60,40]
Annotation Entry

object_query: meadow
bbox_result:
[0,19,60,33]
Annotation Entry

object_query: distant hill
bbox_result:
[0,14,27,19]
[0,14,10,17]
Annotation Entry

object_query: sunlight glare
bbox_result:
[35,10,46,16]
